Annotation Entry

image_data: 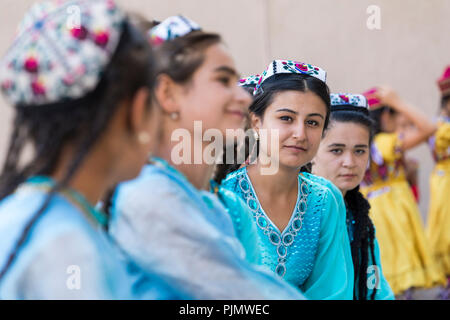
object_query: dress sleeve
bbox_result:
[216,186,262,266]
[374,133,404,163]
[110,174,305,300]
[17,230,117,299]
[434,122,450,155]
[300,182,354,300]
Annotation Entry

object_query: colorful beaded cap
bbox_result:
[238,74,261,87]
[254,59,327,95]
[0,0,125,107]
[149,15,201,46]
[330,93,368,110]
[437,65,450,96]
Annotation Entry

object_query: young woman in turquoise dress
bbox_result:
[220,60,354,299]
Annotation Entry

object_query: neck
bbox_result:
[156,128,215,190]
[247,159,299,196]
[51,146,114,206]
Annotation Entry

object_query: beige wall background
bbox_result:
[0,0,449,219]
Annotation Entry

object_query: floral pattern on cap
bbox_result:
[330,93,368,109]
[0,0,125,107]
[149,15,201,46]
[254,60,327,95]
[238,74,261,87]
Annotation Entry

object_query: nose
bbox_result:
[235,85,252,110]
[292,123,307,141]
[342,152,356,168]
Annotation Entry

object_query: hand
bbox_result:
[368,85,400,107]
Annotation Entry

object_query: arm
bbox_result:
[300,184,354,300]
[369,86,437,151]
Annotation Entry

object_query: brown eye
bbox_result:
[280,116,293,122]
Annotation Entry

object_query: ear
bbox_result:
[129,87,151,134]
[249,112,262,132]
[154,74,180,115]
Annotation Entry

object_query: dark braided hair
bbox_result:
[0,19,156,282]
[324,108,377,300]
[213,73,330,183]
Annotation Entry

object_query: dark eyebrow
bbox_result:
[215,66,240,78]
[307,113,325,119]
[328,143,346,148]
[354,145,369,148]
[276,108,298,115]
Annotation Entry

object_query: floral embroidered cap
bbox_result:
[330,93,369,112]
[437,65,450,96]
[238,74,261,87]
[0,0,125,107]
[253,59,327,95]
[149,15,201,46]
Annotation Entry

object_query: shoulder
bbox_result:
[300,172,343,203]
[221,167,247,191]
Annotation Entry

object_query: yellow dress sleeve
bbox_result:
[434,122,450,154]
[374,133,403,163]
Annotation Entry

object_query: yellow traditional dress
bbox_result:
[426,117,450,277]
[361,132,445,294]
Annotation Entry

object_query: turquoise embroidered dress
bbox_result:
[108,157,306,299]
[0,176,133,299]
[221,167,354,300]
[346,210,395,300]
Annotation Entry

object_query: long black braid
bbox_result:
[345,186,377,300]
[0,19,155,282]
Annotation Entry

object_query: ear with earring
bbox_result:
[138,132,151,145]
[170,112,179,121]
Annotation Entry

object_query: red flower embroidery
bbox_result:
[295,63,308,72]
[94,31,109,47]
[24,57,39,73]
[71,26,88,40]
[31,80,45,96]
[339,94,349,103]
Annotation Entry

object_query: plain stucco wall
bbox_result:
[0,0,449,219]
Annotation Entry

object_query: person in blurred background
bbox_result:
[0,0,167,299]
[396,113,420,202]
[311,93,394,300]
[362,86,445,299]
[426,66,450,299]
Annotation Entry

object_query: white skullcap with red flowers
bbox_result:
[0,0,125,107]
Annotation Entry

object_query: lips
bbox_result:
[339,174,357,178]
[226,109,246,119]
[284,145,307,152]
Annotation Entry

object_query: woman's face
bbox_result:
[312,121,370,195]
[175,43,252,137]
[252,90,327,170]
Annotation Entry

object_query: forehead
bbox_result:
[323,121,370,145]
[266,90,327,115]
[200,42,235,71]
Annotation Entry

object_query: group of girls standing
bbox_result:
[0,0,447,300]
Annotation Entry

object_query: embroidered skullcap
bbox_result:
[253,59,327,95]
[437,66,450,96]
[0,0,125,107]
[238,74,261,87]
[330,93,369,113]
[149,15,201,46]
